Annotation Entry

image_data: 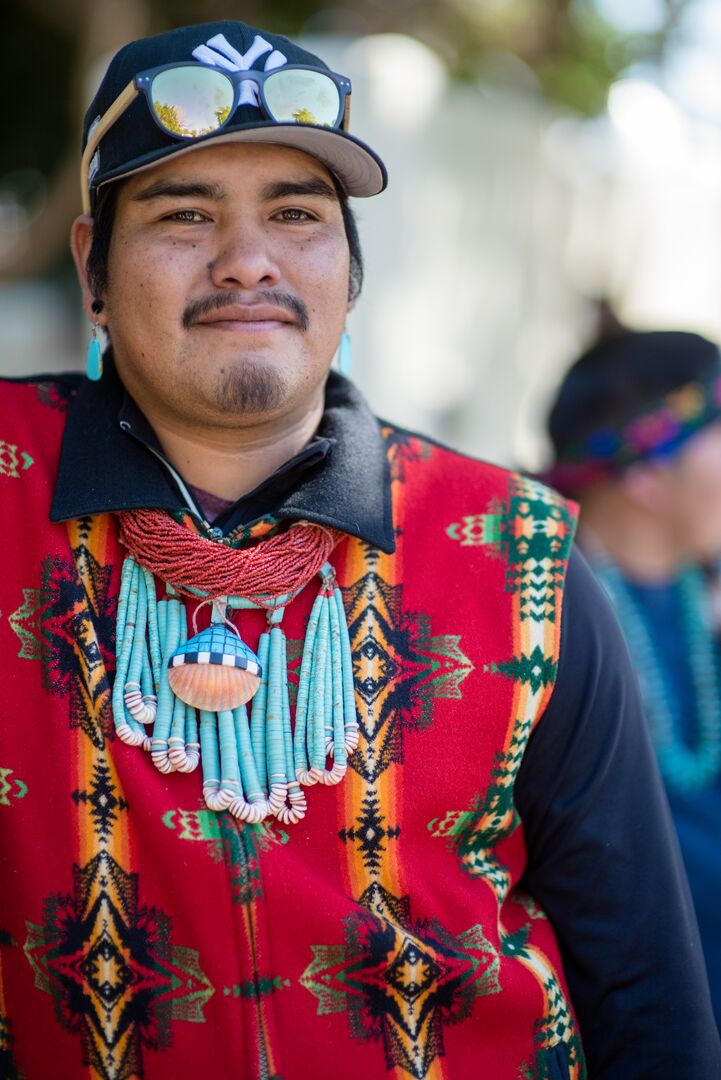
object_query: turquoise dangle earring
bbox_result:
[86,298,104,381]
[337,329,352,376]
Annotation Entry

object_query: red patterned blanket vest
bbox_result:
[0,381,583,1080]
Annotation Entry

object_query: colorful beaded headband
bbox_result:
[545,372,721,495]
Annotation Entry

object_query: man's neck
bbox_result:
[144,397,325,503]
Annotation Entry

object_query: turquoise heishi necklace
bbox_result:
[113,553,359,825]
[596,561,721,792]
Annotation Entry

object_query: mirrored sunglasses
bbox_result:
[82,61,352,213]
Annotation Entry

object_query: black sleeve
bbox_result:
[515,546,721,1079]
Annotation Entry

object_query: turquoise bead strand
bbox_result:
[151,597,182,774]
[334,586,359,754]
[167,603,199,772]
[183,700,201,773]
[297,596,329,785]
[293,590,325,782]
[311,599,331,772]
[215,708,241,810]
[276,630,307,823]
[124,560,159,727]
[249,632,270,791]
[265,625,289,815]
[320,588,348,785]
[227,704,270,822]
[112,558,151,748]
[199,709,221,804]
[143,566,162,685]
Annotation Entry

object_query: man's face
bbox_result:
[77,142,351,430]
[669,420,721,562]
[624,419,721,563]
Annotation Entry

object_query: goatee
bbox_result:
[214,363,288,413]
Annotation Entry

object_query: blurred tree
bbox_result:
[0,0,694,282]
[0,0,147,280]
[154,0,694,114]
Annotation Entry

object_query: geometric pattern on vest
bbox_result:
[300,882,502,1080]
[8,522,116,750]
[162,807,290,906]
[21,560,215,1080]
[441,474,584,1079]
[322,450,583,1080]
[342,558,474,785]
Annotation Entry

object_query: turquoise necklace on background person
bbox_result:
[594,557,721,792]
[112,507,359,825]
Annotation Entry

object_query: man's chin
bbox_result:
[212,365,289,415]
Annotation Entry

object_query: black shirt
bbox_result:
[42,364,721,1076]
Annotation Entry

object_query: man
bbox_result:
[0,22,718,1080]
[545,328,721,1034]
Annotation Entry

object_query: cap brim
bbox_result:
[96,121,387,199]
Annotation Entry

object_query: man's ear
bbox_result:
[70,215,105,324]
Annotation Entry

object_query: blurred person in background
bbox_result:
[1,20,720,1080]
[546,328,721,1032]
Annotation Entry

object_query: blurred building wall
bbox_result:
[2,32,721,474]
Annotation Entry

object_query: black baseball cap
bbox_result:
[82,20,387,212]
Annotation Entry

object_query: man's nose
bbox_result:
[207,223,281,289]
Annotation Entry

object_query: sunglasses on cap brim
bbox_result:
[81,61,353,214]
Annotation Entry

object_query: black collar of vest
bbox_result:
[50,362,395,554]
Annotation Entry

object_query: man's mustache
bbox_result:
[182,290,309,332]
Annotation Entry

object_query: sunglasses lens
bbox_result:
[150,67,234,137]
[264,69,341,128]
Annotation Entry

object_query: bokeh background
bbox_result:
[4,0,721,471]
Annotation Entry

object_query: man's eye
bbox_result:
[166,209,207,223]
[276,208,314,222]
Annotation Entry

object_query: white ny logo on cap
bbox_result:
[192,33,287,107]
